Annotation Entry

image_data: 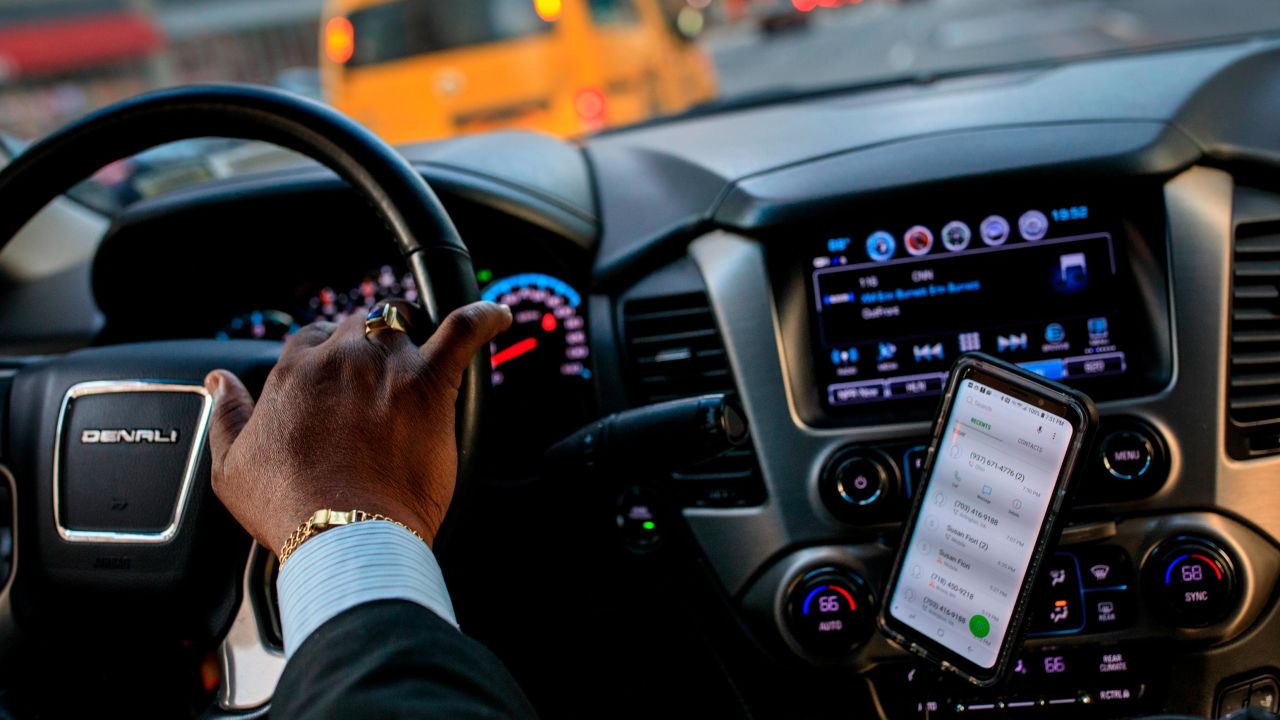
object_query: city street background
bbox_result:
[0,0,1276,194]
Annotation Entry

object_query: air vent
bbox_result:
[621,292,764,507]
[622,292,732,403]
[1228,219,1280,458]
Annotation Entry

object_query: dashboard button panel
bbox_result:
[875,644,1154,718]
[1028,545,1136,638]
[1029,553,1086,635]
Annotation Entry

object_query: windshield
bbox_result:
[1,0,1277,204]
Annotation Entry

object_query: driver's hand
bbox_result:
[203,301,512,556]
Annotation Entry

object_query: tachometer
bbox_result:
[481,273,590,388]
[302,265,419,324]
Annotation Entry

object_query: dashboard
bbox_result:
[9,35,1280,720]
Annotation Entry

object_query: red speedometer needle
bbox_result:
[491,337,538,369]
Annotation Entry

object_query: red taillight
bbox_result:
[792,0,817,11]
[574,88,607,128]
[324,16,354,64]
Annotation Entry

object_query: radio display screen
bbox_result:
[807,202,1136,411]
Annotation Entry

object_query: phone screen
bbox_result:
[887,376,1074,671]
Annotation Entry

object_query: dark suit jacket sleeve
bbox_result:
[271,599,539,719]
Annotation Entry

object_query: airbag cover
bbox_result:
[56,382,210,537]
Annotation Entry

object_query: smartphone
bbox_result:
[877,353,1097,687]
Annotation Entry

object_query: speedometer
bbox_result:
[480,272,593,477]
[482,273,590,388]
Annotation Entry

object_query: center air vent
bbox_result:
[621,292,764,507]
[1228,219,1280,458]
[622,292,732,403]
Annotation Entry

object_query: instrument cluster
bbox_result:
[216,266,594,478]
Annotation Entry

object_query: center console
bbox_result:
[659,173,1280,719]
[739,511,1275,719]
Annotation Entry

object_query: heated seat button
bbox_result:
[1029,553,1085,635]
[785,568,874,656]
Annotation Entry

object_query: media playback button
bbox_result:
[887,375,944,398]
[1066,352,1126,377]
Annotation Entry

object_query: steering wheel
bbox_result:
[0,85,487,716]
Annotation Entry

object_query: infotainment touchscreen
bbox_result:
[808,202,1133,411]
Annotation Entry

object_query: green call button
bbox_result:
[969,614,991,638]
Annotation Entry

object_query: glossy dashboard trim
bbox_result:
[218,544,285,711]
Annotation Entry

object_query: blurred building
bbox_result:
[0,0,323,139]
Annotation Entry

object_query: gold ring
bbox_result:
[364,303,409,337]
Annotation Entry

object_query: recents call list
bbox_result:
[889,379,1073,669]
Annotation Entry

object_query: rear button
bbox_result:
[1084,590,1134,632]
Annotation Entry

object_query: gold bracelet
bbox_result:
[278,509,424,566]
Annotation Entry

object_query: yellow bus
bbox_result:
[319,0,718,144]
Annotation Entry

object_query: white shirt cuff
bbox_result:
[276,520,458,658]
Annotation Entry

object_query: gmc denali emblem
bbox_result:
[80,429,179,444]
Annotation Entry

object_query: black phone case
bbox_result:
[876,352,1099,687]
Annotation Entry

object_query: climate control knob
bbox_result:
[1145,537,1238,627]
[785,567,875,656]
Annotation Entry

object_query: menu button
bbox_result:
[1101,431,1154,480]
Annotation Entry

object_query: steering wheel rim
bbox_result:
[0,84,488,714]
[0,83,487,473]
